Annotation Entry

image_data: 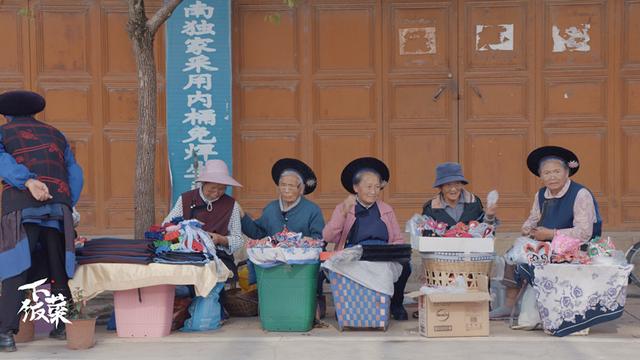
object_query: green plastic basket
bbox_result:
[255,263,319,332]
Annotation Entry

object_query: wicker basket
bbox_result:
[422,252,495,288]
[222,288,258,317]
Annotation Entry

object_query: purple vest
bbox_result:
[181,190,234,235]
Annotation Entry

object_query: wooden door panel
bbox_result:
[240,82,300,127]
[238,5,298,74]
[389,81,452,124]
[100,4,166,76]
[543,1,607,69]
[388,2,455,74]
[622,79,640,120]
[0,0,29,87]
[464,130,530,196]
[236,132,301,201]
[36,3,91,76]
[39,84,92,125]
[103,9,137,75]
[314,5,375,73]
[621,128,640,197]
[465,79,528,121]
[623,1,640,68]
[543,129,608,196]
[314,81,375,124]
[545,79,607,120]
[387,130,452,199]
[313,130,377,199]
[465,1,528,70]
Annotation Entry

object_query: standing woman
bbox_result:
[0,91,84,351]
[323,157,411,320]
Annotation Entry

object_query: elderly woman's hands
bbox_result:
[341,195,356,217]
[208,232,229,246]
[485,203,497,217]
[529,226,555,241]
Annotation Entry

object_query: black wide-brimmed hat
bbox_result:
[527,146,580,177]
[0,90,46,116]
[340,157,390,194]
[272,158,317,195]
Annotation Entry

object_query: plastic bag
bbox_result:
[486,190,499,208]
[181,282,225,332]
[514,285,540,329]
[590,250,627,266]
[418,276,467,295]
[405,214,427,236]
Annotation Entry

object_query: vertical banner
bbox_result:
[166,0,232,205]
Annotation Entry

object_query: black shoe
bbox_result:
[49,323,66,340]
[0,331,16,352]
[391,306,408,321]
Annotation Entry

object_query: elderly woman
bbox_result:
[423,162,497,227]
[490,146,602,319]
[163,159,244,276]
[323,157,411,320]
[240,158,324,241]
[241,159,325,295]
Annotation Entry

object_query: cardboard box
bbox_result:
[411,235,494,253]
[411,276,491,338]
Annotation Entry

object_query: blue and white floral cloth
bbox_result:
[533,264,633,337]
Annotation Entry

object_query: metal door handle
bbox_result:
[432,85,447,102]
[471,85,483,100]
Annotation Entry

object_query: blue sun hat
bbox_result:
[433,162,469,188]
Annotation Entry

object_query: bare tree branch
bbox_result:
[147,0,183,35]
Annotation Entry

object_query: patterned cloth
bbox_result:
[328,270,390,330]
[532,263,633,337]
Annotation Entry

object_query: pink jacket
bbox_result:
[322,200,404,251]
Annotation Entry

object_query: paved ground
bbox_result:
[6,287,640,360]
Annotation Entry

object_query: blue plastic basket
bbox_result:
[327,270,390,331]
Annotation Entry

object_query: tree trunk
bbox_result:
[128,0,157,239]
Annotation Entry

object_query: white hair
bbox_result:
[279,170,304,191]
[538,156,569,174]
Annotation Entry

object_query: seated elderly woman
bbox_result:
[163,159,244,276]
[490,146,602,319]
[323,157,411,320]
[240,158,324,241]
[423,162,497,227]
[241,159,324,301]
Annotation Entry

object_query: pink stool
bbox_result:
[113,285,175,337]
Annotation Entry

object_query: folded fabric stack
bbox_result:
[146,219,217,266]
[76,238,155,265]
[360,244,412,262]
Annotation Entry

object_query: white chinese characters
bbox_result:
[182,0,219,184]
[17,278,71,328]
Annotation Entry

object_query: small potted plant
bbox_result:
[65,288,96,350]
